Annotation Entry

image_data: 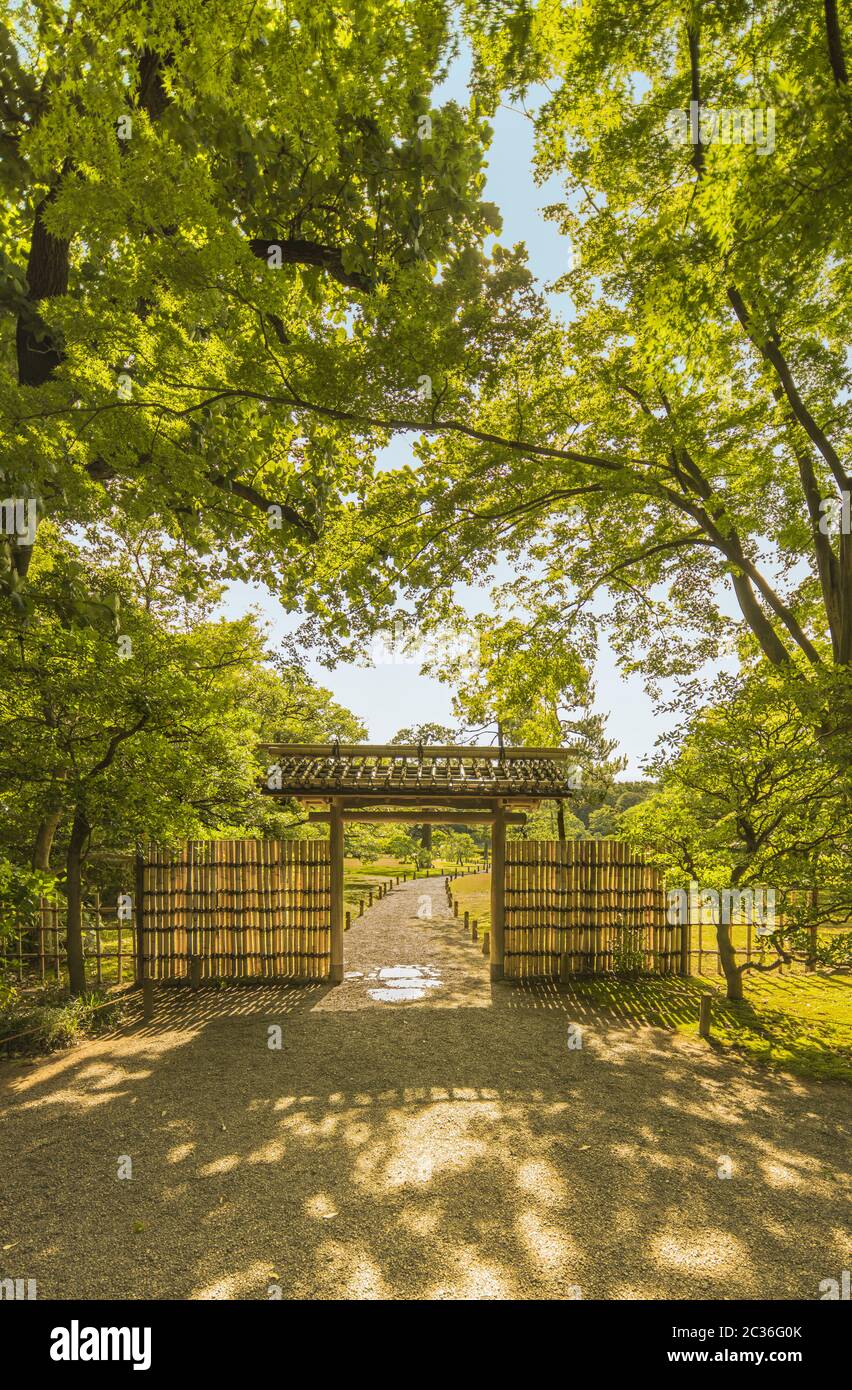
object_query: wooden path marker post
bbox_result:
[698,993,713,1039]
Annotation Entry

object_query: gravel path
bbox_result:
[1,876,849,1300]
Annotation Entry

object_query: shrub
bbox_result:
[0,990,122,1055]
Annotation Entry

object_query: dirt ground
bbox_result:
[1,876,849,1300]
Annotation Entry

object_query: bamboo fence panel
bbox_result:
[139,839,331,982]
[503,839,675,979]
[2,854,831,988]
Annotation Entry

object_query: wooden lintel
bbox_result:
[308,810,526,826]
[341,798,512,812]
[289,794,542,810]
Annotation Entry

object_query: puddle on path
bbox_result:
[365,964,443,1003]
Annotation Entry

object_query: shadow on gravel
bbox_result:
[1,990,848,1301]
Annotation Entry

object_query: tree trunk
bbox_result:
[65,808,89,996]
[23,809,63,961]
[717,920,743,1001]
[32,808,62,871]
[556,800,567,841]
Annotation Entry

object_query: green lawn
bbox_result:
[449,871,491,932]
[342,857,474,917]
[698,971,851,1083]
[343,859,400,914]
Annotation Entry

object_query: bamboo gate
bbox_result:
[0,755,824,995]
[134,836,682,985]
[131,747,689,986]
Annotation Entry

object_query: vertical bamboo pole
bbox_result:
[237,838,244,981]
[551,838,557,977]
[580,838,588,975]
[517,842,524,981]
[215,840,222,981]
[516,841,524,982]
[524,841,531,980]
[546,840,554,977]
[282,838,290,977]
[267,839,273,978]
[315,834,323,978]
[291,838,298,977]
[153,839,161,984]
[252,838,260,978]
[308,835,316,977]
[518,842,526,980]
[534,841,542,977]
[188,840,197,984]
[279,840,287,977]
[271,840,279,978]
[258,837,265,979]
[289,838,295,977]
[304,838,313,979]
[286,834,291,978]
[116,891,123,985]
[297,838,304,979]
[159,842,166,982]
[296,840,304,978]
[592,838,599,974]
[242,839,249,979]
[259,838,266,980]
[204,840,212,981]
[221,840,229,980]
[150,843,157,982]
[243,837,249,980]
[227,839,234,981]
[238,839,246,980]
[155,842,163,982]
[566,839,575,975]
[210,840,218,980]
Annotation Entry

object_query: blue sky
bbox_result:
[220,47,708,776]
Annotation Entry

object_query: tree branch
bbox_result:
[727,285,850,493]
[248,238,373,292]
[824,0,849,86]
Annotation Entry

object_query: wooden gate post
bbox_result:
[490,805,506,981]
[329,799,344,984]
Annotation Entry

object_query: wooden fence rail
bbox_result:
[0,897,136,989]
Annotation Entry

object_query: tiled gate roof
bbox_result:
[261,744,579,800]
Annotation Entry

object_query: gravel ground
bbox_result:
[1,876,849,1301]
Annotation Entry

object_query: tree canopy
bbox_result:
[2,0,502,619]
[296,0,851,779]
